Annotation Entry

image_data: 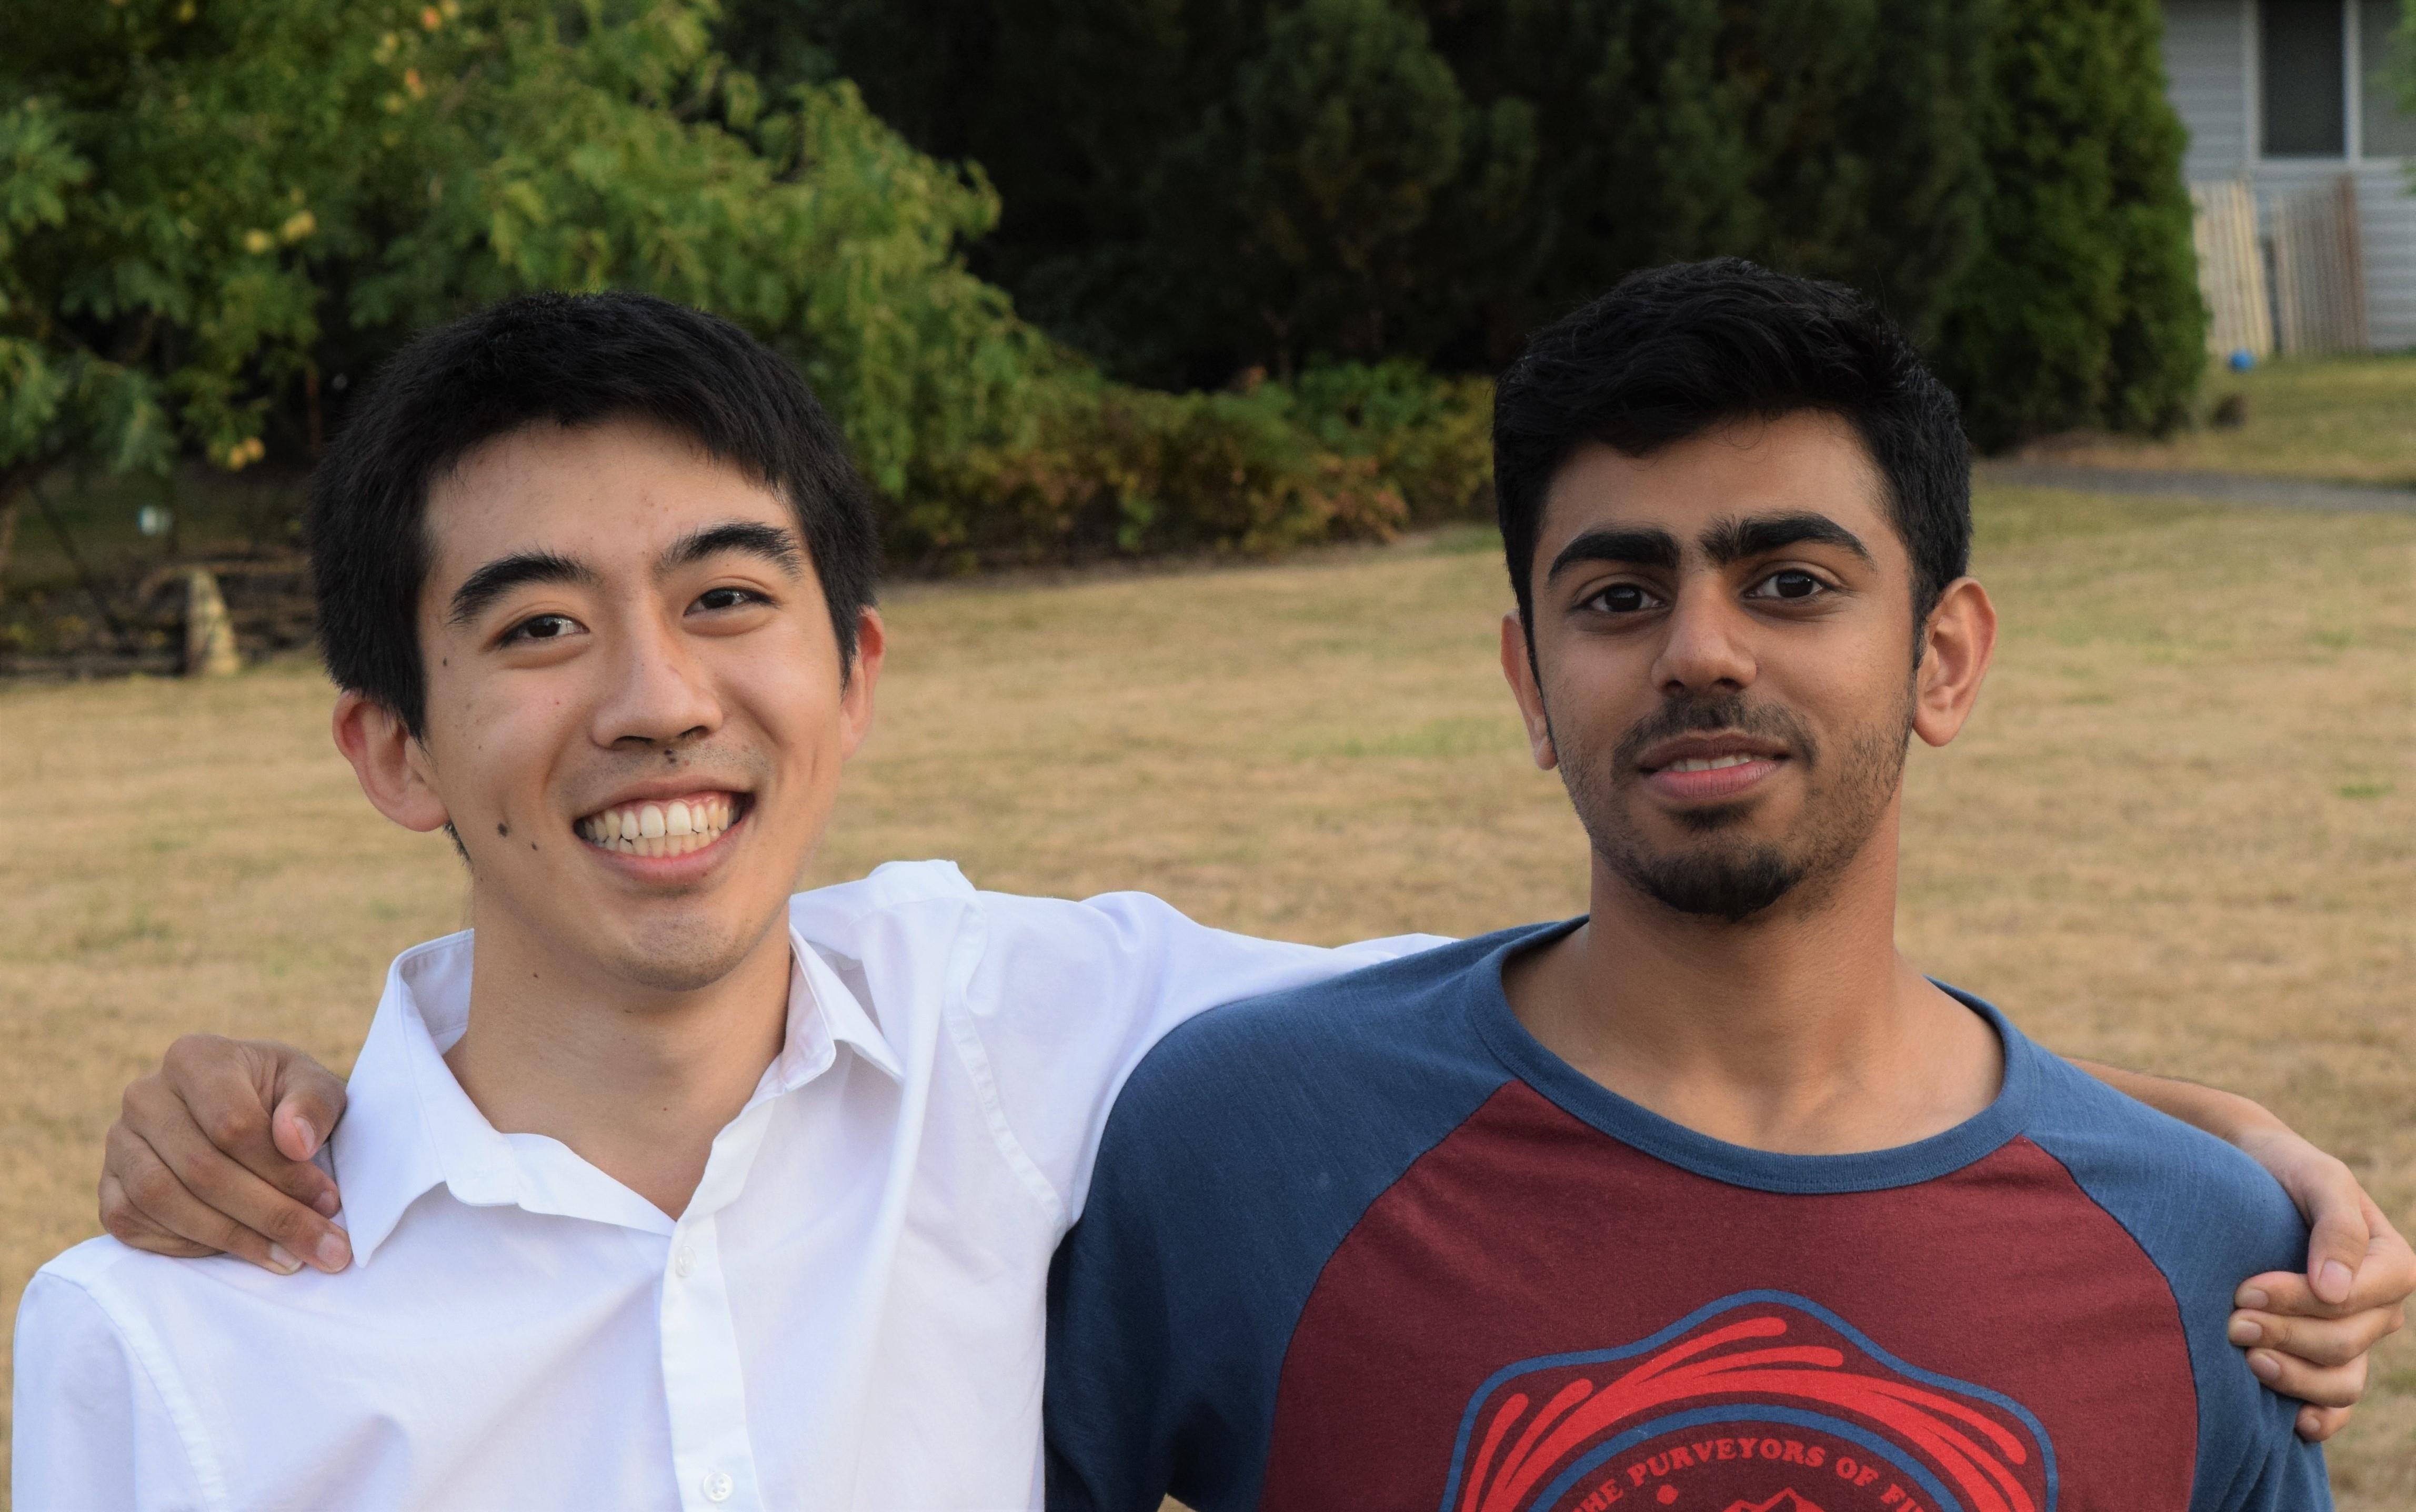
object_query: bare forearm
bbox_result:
[2069,1057,2289,1144]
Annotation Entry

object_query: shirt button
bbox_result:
[701,1469,733,1503]
[674,1245,696,1279]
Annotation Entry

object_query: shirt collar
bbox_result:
[330,919,901,1265]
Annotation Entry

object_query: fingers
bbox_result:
[157,1034,349,1227]
[2229,1303,2393,1372]
[2293,1404,2351,1443]
[266,1045,349,1164]
[97,1171,217,1260]
[2288,1155,2370,1304]
[2231,1234,2408,1420]
[2241,1207,2416,1325]
[119,1049,353,1273]
[2354,1198,2416,1307]
[2239,1342,2365,1411]
[102,1120,305,1274]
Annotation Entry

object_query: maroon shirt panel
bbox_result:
[1258,1082,2196,1512]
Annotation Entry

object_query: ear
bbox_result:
[332,692,452,832]
[836,607,885,760]
[1911,578,1997,749]
[1499,611,1557,771]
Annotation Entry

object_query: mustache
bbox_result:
[574,742,770,805]
[1608,692,1819,773]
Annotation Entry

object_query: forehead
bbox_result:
[423,416,791,576]
[1537,412,1900,562]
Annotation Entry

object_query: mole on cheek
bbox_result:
[496,822,510,838]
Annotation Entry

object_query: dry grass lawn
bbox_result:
[2,488,2410,1503]
[2021,352,2416,487]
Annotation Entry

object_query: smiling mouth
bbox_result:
[576,792,746,859]
[1660,754,1766,774]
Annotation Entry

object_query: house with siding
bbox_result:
[2162,0,2416,349]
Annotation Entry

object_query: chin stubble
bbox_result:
[1554,689,1913,923]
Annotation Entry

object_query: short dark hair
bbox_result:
[1493,258,1970,636]
[307,290,880,736]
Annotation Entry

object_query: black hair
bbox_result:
[306,290,879,737]
[1493,258,1970,636]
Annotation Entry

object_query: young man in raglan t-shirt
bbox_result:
[1044,262,2341,1510]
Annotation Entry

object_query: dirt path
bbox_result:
[1979,460,2416,512]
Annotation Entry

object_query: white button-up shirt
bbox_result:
[14,862,1437,1511]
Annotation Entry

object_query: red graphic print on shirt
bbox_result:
[1441,1293,2050,1512]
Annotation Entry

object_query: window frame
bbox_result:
[2248,0,2415,164]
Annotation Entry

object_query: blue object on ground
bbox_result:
[2228,348,2256,371]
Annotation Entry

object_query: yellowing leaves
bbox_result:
[279,210,316,243]
[241,228,274,254]
[217,436,266,470]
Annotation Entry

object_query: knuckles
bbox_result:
[198,1101,269,1155]
[260,1203,318,1247]
[123,1158,185,1216]
[162,1032,237,1080]
[119,1071,169,1123]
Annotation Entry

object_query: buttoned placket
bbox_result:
[660,1089,779,1512]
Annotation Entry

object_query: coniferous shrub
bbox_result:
[742,0,2205,450]
[1932,0,2204,448]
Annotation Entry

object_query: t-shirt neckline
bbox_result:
[1464,918,2040,1195]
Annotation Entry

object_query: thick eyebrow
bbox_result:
[658,520,805,579]
[1546,526,1683,582]
[446,551,599,628]
[1699,511,1874,567]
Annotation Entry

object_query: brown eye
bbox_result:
[1595,584,1654,613]
[1749,570,1828,602]
[505,613,579,643]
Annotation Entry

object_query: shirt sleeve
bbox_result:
[951,888,1443,1226]
[2216,1431,2331,1512]
[13,1269,208,1512]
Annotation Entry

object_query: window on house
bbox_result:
[2361,0,2416,157]
[2263,1,2348,156]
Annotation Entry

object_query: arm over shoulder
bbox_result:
[955,886,1441,1224]
[2026,1066,2332,1509]
[14,1257,212,1511]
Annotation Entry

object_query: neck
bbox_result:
[1505,807,2001,1154]
[443,899,791,1219]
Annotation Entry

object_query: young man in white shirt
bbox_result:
[25,291,2407,1509]
[14,291,1438,1509]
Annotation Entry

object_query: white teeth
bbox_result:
[579,794,737,855]
[1669,754,1760,773]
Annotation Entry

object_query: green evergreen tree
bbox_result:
[1934,0,2203,448]
[753,0,1988,381]
[737,0,2194,448]
[1146,0,1469,375]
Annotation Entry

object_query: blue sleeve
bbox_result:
[2024,1059,2330,1510]
[1044,939,1516,1512]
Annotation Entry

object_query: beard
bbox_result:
[1552,687,1913,923]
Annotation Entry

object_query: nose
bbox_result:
[1649,578,1757,698]
[590,603,724,751]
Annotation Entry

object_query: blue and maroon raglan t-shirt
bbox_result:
[1045,921,2329,1512]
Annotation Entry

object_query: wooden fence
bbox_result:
[2190,180,2272,359]
[2270,175,2369,355]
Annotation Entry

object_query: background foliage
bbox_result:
[3,0,1477,600]
[746,0,2207,439]
[5,0,2221,615]
[1931,0,2206,449]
